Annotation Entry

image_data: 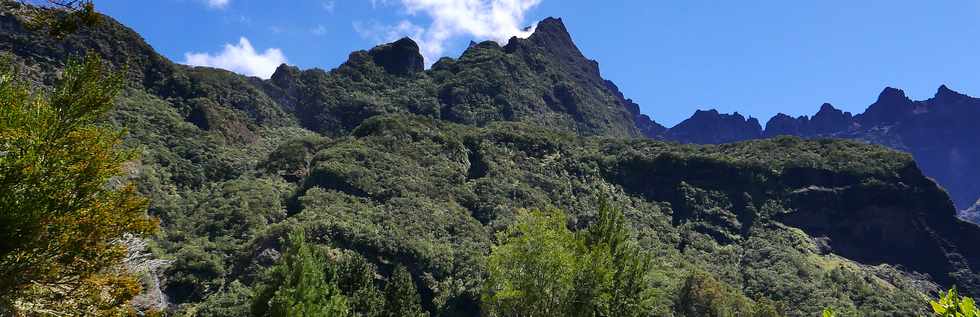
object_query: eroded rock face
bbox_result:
[604,135,980,294]
[367,37,425,76]
[778,172,975,290]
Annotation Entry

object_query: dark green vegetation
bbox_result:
[5,2,980,315]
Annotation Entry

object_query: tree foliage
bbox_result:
[14,0,101,38]
[0,55,156,315]
[0,7,964,315]
[482,203,662,317]
[383,265,427,317]
[482,208,584,316]
[677,270,755,317]
[251,229,349,317]
[932,288,980,317]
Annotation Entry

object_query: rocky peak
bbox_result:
[877,87,910,104]
[817,103,838,113]
[664,109,763,144]
[367,37,424,76]
[858,87,915,125]
[521,17,598,75]
[270,64,300,85]
[810,103,853,135]
[528,17,576,51]
[934,84,968,103]
[764,113,807,137]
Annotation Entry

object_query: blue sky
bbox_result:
[97,0,980,127]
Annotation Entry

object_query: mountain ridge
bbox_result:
[660,85,980,211]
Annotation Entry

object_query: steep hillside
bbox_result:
[662,86,980,211]
[6,4,980,316]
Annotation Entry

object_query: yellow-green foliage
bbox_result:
[0,55,157,315]
[677,270,755,317]
[932,289,980,317]
[482,208,584,317]
[481,204,662,317]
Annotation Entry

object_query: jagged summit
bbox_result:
[878,86,909,102]
[663,109,763,144]
[856,87,916,125]
[934,84,968,102]
[662,84,980,210]
[527,17,576,49]
[270,63,300,83]
[818,103,837,113]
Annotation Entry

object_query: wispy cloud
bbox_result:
[311,25,328,36]
[205,0,230,9]
[183,37,287,79]
[370,0,393,8]
[354,20,425,44]
[322,1,336,12]
[356,0,542,64]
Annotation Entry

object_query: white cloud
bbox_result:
[205,0,230,9]
[183,37,287,79]
[357,0,542,64]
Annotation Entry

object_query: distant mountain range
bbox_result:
[658,85,980,212]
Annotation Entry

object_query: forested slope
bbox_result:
[3,3,980,316]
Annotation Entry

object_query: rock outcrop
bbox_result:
[367,37,425,76]
[662,109,762,144]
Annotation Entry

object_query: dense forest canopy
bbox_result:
[3,1,980,316]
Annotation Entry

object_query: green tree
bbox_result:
[336,252,384,317]
[751,298,783,317]
[677,270,755,317]
[0,55,157,315]
[382,265,427,317]
[251,230,349,317]
[482,208,583,317]
[14,0,101,38]
[482,203,662,317]
[576,200,658,317]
